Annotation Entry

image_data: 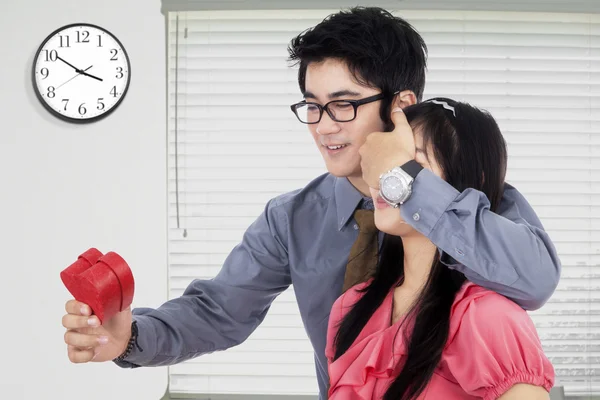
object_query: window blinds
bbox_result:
[166,9,599,397]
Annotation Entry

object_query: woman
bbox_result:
[325,98,555,399]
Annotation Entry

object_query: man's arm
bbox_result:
[115,199,291,367]
[401,168,561,310]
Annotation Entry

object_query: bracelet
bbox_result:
[113,320,142,362]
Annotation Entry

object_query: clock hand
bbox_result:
[79,70,103,82]
[56,65,93,90]
[56,56,83,73]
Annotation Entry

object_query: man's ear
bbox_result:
[392,90,417,109]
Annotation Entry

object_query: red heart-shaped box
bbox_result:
[60,248,135,323]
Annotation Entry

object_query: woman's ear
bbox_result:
[393,90,417,110]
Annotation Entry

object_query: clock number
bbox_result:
[62,99,69,111]
[77,30,90,43]
[110,86,118,97]
[97,35,103,47]
[110,49,119,61]
[47,86,56,98]
[78,103,87,115]
[97,98,105,110]
[44,50,58,62]
[40,68,49,79]
[59,35,70,48]
[116,67,124,79]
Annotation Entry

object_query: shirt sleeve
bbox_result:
[400,168,561,310]
[443,288,555,400]
[114,198,291,367]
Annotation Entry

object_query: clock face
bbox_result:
[32,23,131,123]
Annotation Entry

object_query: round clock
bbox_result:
[32,23,131,123]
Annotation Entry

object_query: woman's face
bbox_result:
[370,128,444,237]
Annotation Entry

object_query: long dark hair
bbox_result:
[332,98,508,400]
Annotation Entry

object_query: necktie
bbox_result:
[342,208,379,293]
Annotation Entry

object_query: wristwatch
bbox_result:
[378,160,423,207]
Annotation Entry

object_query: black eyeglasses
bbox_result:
[290,91,399,124]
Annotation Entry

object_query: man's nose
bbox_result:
[316,109,341,135]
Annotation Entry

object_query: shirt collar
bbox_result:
[334,176,365,231]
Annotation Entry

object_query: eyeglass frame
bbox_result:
[290,90,400,124]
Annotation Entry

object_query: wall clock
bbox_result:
[32,23,131,123]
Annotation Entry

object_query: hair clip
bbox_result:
[428,99,456,117]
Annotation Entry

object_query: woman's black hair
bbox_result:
[333,98,508,399]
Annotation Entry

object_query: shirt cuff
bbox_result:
[400,168,459,237]
[113,315,158,367]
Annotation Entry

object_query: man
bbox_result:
[62,7,561,399]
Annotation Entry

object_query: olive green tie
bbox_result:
[342,209,379,293]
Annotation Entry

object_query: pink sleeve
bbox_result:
[444,292,555,400]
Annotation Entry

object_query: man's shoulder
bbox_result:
[270,172,336,210]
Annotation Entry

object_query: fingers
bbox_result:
[67,345,96,364]
[62,313,100,329]
[64,330,108,349]
[63,299,107,364]
[390,107,409,129]
[391,107,416,158]
[65,299,92,316]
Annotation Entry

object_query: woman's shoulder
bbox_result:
[451,281,525,316]
[326,280,375,361]
[441,282,554,397]
[332,280,373,315]
[447,281,537,348]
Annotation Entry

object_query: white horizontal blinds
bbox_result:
[160,0,600,14]
[166,9,600,397]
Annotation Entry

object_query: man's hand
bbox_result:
[62,300,133,363]
[359,107,417,189]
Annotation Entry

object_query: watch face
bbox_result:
[32,23,131,123]
[381,175,406,202]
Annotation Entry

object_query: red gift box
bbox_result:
[60,248,135,323]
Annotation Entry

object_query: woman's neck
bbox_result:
[401,234,437,291]
[391,234,437,323]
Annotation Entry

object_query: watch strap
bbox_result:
[400,159,423,179]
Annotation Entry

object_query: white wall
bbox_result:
[0,1,168,399]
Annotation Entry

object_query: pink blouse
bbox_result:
[325,281,555,400]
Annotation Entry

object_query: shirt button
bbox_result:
[412,213,420,221]
[353,224,359,230]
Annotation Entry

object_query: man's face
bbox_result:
[303,58,386,179]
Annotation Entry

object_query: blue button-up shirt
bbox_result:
[117,169,561,399]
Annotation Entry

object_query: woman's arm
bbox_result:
[498,383,550,400]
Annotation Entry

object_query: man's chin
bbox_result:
[327,170,349,178]
[324,165,362,179]
[324,166,353,178]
